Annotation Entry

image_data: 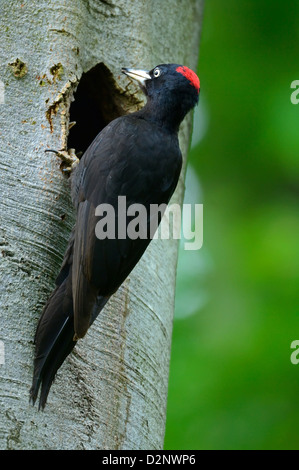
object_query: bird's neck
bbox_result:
[136,98,187,133]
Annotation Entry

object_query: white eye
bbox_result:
[153,68,161,78]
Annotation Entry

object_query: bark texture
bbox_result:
[0,0,203,450]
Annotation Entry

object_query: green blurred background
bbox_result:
[164,0,299,450]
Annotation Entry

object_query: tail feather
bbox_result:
[30,278,76,409]
[30,276,110,409]
[30,317,76,409]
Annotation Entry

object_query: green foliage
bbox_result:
[165,0,299,450]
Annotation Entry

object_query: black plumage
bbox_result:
[30,64,200,408]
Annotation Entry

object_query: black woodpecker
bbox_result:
[30,63,200,409]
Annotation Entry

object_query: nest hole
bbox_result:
[68,63,125,156]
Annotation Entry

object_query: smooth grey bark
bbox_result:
[0,0,203,450]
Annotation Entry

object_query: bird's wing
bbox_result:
[70,116,182,338]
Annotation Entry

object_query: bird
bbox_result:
[30,63,200,409]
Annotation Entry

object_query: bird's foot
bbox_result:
[45,147,80,174]
[58,148,80,174]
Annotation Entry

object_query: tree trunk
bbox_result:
[0,0,203,450]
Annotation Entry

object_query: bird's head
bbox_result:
[122,64,200,130]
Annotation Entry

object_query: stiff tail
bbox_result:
[30,278,76,409]
[30,276,110,409]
